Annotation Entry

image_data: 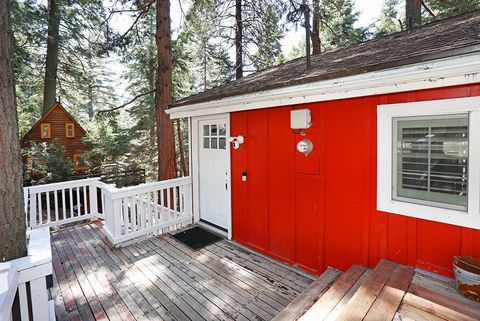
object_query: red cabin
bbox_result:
[21,103,89,174]
[166,11,480,278]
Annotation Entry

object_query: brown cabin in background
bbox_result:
[21,103,89,174]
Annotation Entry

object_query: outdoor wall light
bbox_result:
[290,109,312,129]
[228,135,244,149]
[297,139,313,156]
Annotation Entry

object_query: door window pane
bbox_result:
[219,124,226,136]
[203,137,210,148]
[219,137,226,149]
[211,137,218,149]
[211,125,218,136]
[203,125,210,136]
[394,115,468,209]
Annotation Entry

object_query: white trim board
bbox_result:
[167,52,480,119]
[377,96,480,230]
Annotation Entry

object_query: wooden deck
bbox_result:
[49,222,314,321]
[274,260,480,321]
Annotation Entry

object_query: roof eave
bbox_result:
[166,50,480,119]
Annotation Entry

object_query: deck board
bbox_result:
[48,222,311,321]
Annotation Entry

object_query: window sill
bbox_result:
[377,199,480,229]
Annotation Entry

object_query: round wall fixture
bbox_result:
[296,139,313,156]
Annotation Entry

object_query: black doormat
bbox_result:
[172,227,223,250]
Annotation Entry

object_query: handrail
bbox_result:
[26,177,101,193]
[102,176,191,199]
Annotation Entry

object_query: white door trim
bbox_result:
[191,113,232,239]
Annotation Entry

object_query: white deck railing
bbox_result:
[0,228,54,321]
[24,177,100,229]
[101,176,192,245]
[24,176,193,246]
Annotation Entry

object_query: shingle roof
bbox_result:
[170,10,480,109]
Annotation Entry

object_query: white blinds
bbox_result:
[394,115,469,209]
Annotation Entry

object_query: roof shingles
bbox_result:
[170,10,480,108]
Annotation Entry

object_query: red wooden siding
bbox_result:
[230,84,480,277]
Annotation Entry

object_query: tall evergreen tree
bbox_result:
[252,5,284,71]
[0,0,26,261]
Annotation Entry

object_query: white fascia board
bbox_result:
[166,52,480,119]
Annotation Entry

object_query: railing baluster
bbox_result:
[122,197,128,235]
[131,196,136,232]
[69,187,74,218]
[38,192,43,225]
[76,186,81,216]
[62,188,66,220]
[153,191,159,225]
[83,185,88,215]
[180,184,184,217]
[54,190,59,222]
[139,193,145,230]
[46,192,51,224]
[173,186,178,217]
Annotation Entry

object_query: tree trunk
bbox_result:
[42,0,60,114]
[0,0,26,261]
[156,0,175,181]
[311,0,321,54]
[406,0,422,28]
[235,0,243,79]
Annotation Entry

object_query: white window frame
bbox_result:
[377,96,480,229]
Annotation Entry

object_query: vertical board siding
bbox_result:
[231,84,480,277]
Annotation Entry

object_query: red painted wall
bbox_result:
[230,84,480,277]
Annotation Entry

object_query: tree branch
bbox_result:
[96,89,155,115]
[421,0,435,17]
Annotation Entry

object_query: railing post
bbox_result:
[113,198,122,240]
[184,181,193,221]
[29,190,37,230]
[89,181,98,217]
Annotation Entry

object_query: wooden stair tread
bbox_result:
[408,284,480,320]
[363,263,415,321]
[324,270,371,321]
[272,267,342,321]
[299,265,368,321]
[335,259,398,321]
[403,292,478,321]
[397,302,447,321]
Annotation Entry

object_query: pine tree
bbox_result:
[318,0,365,51]
[252,5,284,71]
[425,0,480,21]
[376,0,402,36]
[0,0,26,261]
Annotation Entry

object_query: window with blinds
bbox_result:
[393,115,469,210]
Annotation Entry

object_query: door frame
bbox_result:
[191,113,232,239]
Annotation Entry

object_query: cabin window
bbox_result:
[40,123,51,139]
[377,96,480,229]
[66,123,75,138]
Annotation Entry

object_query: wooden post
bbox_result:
[88,182,98,217]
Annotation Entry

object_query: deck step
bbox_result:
[299,265,369,321]
[272,267,342,321]
[334,259,400,321]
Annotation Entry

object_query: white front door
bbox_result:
[198,117,229,230]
